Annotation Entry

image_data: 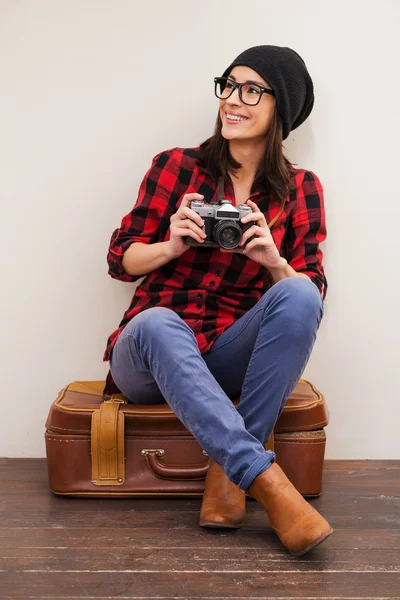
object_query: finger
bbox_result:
[239,225,260,245]
[171,209,204,230]
[175,217,206,239]
[241,211,265,224]
[242,237,269,253]
[171,226,205,244]
[180,193,204,208]
[175,219,207,240]
[246,199,258,208]
[181,206,205,228]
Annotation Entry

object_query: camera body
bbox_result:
[184,199,256,249]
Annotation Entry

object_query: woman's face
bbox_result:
[219,65,276,142]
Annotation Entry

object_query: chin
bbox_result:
[221,131,252,142]
[221,126,244,140]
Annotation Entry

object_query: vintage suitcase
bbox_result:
[45,378,329,498]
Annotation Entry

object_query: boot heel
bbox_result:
[199,460,246,528]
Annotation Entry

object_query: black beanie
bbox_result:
[221,45,314,140]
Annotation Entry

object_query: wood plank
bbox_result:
[0,527,399,550]
[1,571,400,598]
[0,546,399,571]
[0,495,398,529]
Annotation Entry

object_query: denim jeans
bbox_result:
[109,277,324,492]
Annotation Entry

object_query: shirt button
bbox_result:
[196,304,202,309]
[210,281,215,287]
[197,293,203,299]
[215,271,220,276]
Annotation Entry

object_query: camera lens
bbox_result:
[213,220,242,249]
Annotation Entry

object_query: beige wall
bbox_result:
[1,0,398,457]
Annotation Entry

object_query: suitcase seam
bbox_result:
[275,441,326,444]
[47,420,327,433]
[45,437,326,445]
[46,438,89,442]
[46,436,210,442]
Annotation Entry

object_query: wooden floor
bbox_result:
[0,459,399,599]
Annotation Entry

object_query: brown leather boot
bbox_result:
[248,462,333,556]
[199,460,246,528]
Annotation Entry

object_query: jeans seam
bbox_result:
[239,303,270,401]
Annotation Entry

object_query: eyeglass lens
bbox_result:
[215,78,262,106]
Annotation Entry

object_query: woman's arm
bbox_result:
[107,149,178,283]
[268,257,312,283]
[121,240,178,277]
[282,170,328,298]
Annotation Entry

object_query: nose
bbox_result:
[226,85,242,106]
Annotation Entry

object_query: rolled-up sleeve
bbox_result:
[284,171,328,300]
[107,149,179,282]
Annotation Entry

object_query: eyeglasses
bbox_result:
[214,76,275,106]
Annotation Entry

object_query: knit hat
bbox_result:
[221,45,314,140]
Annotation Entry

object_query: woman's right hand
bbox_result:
[167,193,207,257]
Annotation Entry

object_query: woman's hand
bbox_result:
[168,193,207,257]
[221,199,284,269]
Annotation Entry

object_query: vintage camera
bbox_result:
[184,199,256,249]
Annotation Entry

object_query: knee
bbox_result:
[271,276,323,308]
[265,277,324,333]
[124,307,181,339]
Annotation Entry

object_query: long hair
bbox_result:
[197,106,296,204]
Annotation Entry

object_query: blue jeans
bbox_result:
[109,277,324,492]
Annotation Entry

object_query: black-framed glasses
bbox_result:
[214,76,275,106]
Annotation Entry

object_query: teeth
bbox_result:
[226,114,247,121]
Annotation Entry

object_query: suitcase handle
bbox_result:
[141,449,209,480]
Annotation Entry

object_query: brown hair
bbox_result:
[197,106,296,204]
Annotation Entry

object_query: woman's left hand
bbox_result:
[220,199,284,269]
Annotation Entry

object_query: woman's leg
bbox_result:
[109,306,275,491]
[198,277,329,547]
[203,277,324,447]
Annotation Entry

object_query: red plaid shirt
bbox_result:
[103,146,327,396]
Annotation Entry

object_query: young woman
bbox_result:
[102,45,332,556]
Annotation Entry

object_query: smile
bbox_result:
[225,112,249,123]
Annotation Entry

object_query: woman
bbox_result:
[103,45,332,556]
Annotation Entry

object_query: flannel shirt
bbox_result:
[103,146,327,396]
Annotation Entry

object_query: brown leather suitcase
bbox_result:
[45,378,329,498]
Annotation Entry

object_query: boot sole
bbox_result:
[199,521,244,529]
[288,527,334,557]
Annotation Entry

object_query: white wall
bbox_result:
[1,0,399,458]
